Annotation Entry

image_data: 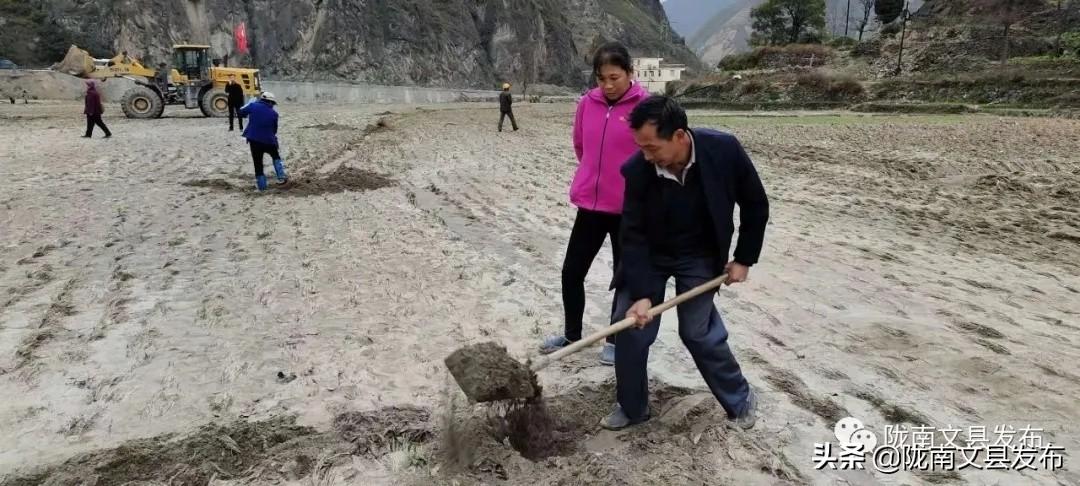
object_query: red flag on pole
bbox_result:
[234,23,249,54]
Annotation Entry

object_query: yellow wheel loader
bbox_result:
[62,45,261,119]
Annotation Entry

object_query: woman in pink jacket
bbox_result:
[540,43,649,365]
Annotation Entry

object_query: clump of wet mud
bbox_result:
[444,342,539,403]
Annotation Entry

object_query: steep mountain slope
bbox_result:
[689,0,759,65]
[0,0,700,88]
[660,0,740,38]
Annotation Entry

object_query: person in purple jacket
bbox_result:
[540,42,649,365]
[82,80,111,139]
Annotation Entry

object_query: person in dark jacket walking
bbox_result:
[600,96,769,431]
[82,80,111,138]
[239,92,287,191]
[226,75,246,132]
[498,83,518,132]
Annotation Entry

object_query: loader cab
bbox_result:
[173,45,211,82]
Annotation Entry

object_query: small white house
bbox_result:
[632,57,687,93]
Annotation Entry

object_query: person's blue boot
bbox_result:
[539,335,573,355]
[255,175,268,191]
[272,159,288,184]
[599,342,616,366]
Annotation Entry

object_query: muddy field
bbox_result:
[0,102,1078,485]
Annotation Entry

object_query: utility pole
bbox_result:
[845,0,852,37]
[895,1,910,75]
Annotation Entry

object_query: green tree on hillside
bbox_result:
[749,0,827,46]
[875,0,904,25]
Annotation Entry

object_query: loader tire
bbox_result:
[200,90,230,117]
[121,86,164,119]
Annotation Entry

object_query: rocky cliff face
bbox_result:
[2,0,700,89]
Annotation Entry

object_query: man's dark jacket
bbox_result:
[499,91,513,113]
[226,82,246,107]
[613,128,770,301]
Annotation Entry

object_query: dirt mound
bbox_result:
[431,381,809,484]
[0,71,135,102]
[53,46,95,77]
[181,178,236,190]
[2,384,746,484]
[1,416,324,485]
[333,406,432,454]
[182,166,394,197]
[278,166,394,196]
[364,118,391,135]
[2,407,439,485]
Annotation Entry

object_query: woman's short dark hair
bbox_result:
[592,42,633,76]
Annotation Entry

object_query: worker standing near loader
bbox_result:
[155,62,170,93]
[539,42,648,365]
[226,74,245,132]
[600,95,769,431]
[82,80,112,139]
[498,83,518,132]
[239,92,287,191]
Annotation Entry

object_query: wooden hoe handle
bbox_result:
[531,274,729,371]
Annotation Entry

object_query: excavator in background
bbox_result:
[57,45,261,119]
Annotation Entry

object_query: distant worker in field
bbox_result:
[539,42,648,365]
[498,83,518,132]
[155,62,170,92]
[225,74,245,132]
[82,80,112,139]
[239,92,288,191]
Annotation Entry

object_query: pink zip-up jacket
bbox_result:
[569,81,650,214]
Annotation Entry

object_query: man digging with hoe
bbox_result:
[446,96,769,436]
